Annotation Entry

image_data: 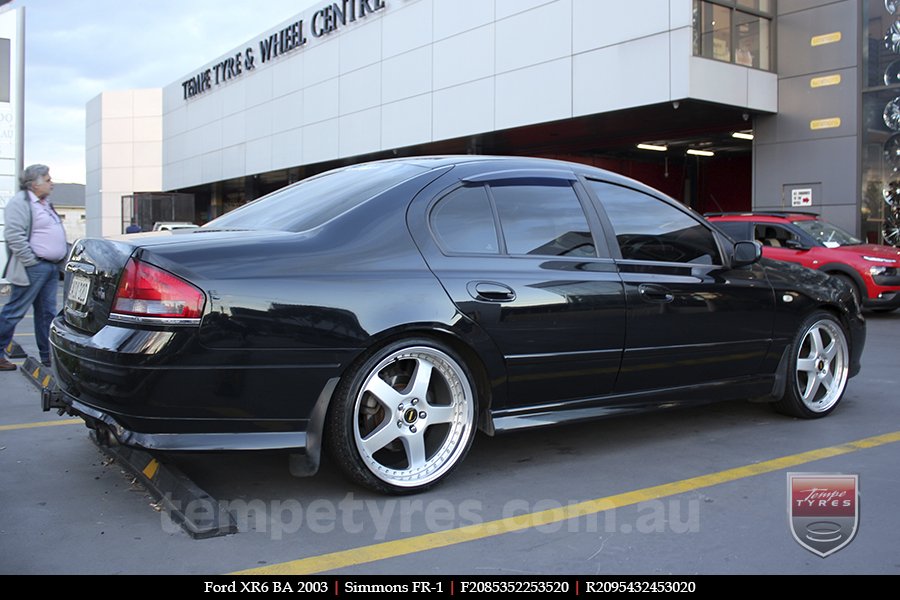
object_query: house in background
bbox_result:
[51,182,85,244]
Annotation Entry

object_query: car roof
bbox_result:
[705,211,820,222]
[372,154,672,200]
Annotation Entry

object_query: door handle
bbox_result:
[638,284,674,303]
[467,281,516,303]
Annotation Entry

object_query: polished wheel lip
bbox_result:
[795,319,849,413]
[352,346,474,489]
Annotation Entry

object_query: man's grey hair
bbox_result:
[19,164,50,191]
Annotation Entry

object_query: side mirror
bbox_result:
[783,239,809,251]
[732,240,762,267]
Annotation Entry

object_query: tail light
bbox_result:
[111,257,205,322]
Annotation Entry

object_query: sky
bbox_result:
[9,0,320,184]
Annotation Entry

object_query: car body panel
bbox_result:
[47,157,866,487]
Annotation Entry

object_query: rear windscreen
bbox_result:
[206,162,427,232]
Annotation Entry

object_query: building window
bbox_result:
[693,0,773,70]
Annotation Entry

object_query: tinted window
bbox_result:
[590,181,721,264]
[431,186,499,254]
[206,162,427,232]
[712,221,750,241]
[491,184,595,257]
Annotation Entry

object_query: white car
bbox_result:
[152,222,199,232]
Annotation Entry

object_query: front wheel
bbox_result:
[774,312,850,419]
[327,339,477,494]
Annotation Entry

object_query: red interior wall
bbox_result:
[536,152,752,214]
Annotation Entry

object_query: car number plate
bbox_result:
[68,275,91,305]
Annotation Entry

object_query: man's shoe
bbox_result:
[0,357,17,371]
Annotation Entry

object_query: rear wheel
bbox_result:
[774,311,850,419]
[327,339,477,494]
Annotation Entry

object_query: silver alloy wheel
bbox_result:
[794,318,849,413]
[352,346,475,488]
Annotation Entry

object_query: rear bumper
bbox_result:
[56,395,310,451]
[49,316,352,445]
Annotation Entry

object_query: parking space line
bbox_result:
[0,419,82,432]
[234,430,900,575]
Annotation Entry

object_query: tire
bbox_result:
[774,311,850,419]
[326,339,478,494]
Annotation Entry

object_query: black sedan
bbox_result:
[49,156,865,494]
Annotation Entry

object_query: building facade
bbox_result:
[85,0,892,247]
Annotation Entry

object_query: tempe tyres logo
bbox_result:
[788,473,859,557]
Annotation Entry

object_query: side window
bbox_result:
[431,186,499,254]
[589,181,721,265]
[712,220,751,241]
[754,223,797,248]
[490,183,596,257]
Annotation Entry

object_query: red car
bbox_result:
[707,212,900,312]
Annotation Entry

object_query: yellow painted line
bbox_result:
[42,374,52,387]
[31,367,41,378]
[142,458,160,480]
[0,419,81,432]
[235,430,900,575]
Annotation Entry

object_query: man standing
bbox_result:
[0,165,68,370]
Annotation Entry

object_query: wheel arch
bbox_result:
[820,263,867,300]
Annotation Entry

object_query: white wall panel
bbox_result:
[495,0,556,20]
[747,68,778,113]
[433,0,494,40]
[573,33,670,117]
[245,67,273,108]
[495,0,571,73]
[382,94,432,149]
[382,46,432,103]
[689,57,748,108]
[433,25,493,90]
[245,137,272,174]
[198,121,223,154]
[133,142,162,167]
[303,119,341,164]
[132,89,162,117]
[270,89,305,130]
[303,78,340,125]
[573,0,670,54]
[133,117,162,142]
[221,83,246,117]
[100,143,133,169]
[339,63,382,114]
[670,0,693,29]
[302,38,340,86]
[272,56,305,99]
[200,151,223,184]
[340,108,381,157]
[496,58,571,130]
[221,111,247,148]
[222,145,246,178]
[270,127,304,170]
[432,78,494,140]
[382,0,430,57]
[340,19,383,73]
